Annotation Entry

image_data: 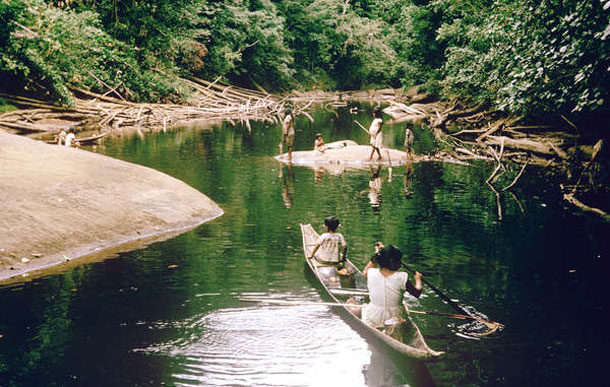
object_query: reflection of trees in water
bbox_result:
[1,273,77,382]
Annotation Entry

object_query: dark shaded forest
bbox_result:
[1,0,609,118]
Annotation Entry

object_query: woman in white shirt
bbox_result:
[64,128,79,147]
[360,243,423,327]
[308,216,347,267]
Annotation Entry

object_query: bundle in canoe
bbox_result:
[300,223,444,361]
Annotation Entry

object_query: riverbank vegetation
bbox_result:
[1,0,609,218]
[1,0,608,115]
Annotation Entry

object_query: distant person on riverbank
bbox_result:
[308,216,348,271]
[280,106,295,161]
[314,133,326,153]
[368,107,383,161]
[404,123,414,159]
[55,127,67,145]
[64,128,80,147]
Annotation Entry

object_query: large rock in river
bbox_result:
[0,132,223,282]
[276,140,408,168]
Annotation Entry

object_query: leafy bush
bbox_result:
[438,0,610,115]
[0,0,189,105]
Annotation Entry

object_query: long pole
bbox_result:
[401,262,471,317]
[354,120,369,134]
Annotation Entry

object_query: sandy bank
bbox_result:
[0,131,223,283]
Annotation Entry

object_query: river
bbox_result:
[0,104,607,386]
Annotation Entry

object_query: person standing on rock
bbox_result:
[280,106,295,161]
[368,107,383,161]
[404,122,414,159]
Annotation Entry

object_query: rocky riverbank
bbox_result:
[0,131,223,283]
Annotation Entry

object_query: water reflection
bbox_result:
[404,161,414,198]
[279,164,294,209]
[367,166,382,212]
[314,166,326,183]
[1,104,606,387]
[138,305,371,386]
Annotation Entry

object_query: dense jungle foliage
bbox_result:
[1,0,609,117]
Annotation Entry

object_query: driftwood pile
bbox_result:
[1,81,606,221]
[385,100,608,221]
[0,78,297,138]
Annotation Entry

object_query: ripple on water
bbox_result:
[137,306,371,386]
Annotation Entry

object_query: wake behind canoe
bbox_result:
[300,223,444,361]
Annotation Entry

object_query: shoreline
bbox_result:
[0,131,224,283]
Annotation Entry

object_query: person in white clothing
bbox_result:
[56,127,67,145]
[358,243,423,327]
[64,128,79,147]
[308,216,347,268]
[368,107,383,161]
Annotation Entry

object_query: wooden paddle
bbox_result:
[400,262,472,317]
[400,262,504,334]
[240,298,503,333]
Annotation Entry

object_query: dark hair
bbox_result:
[373,107,382,119]
[324,216,340,232]
[372,245,402,271]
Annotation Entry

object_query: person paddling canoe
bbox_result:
[349,242,423,327]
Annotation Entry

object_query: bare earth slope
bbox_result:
[0,132,223,282]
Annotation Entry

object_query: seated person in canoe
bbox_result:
[64,127,80,147]
[355,243,423,327]
[308,216,348,271]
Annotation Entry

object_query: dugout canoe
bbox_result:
[300,223,444,361]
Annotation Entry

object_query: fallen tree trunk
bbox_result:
[486,135,567,159]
